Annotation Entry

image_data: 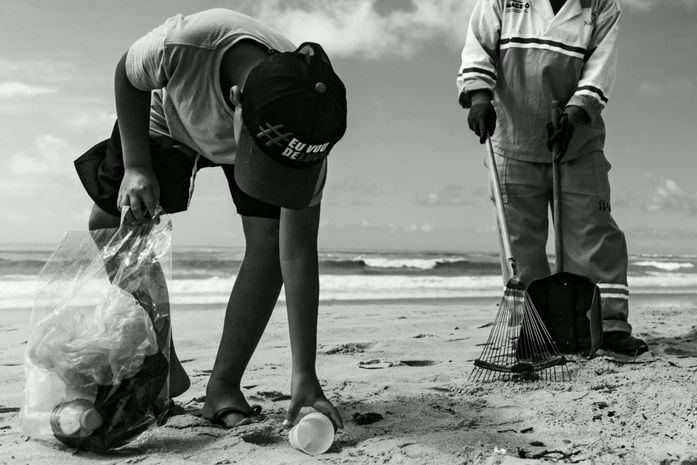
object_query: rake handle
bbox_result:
[551,101,563,273]
[486,138,517,279]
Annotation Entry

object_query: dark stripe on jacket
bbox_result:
[458,66,497,81]
[500,37,587,55]
[576,85,609,103]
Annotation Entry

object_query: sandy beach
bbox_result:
[1,293,695,465]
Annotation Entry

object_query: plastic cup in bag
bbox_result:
[50,399,103,437]
[288,412,335,455]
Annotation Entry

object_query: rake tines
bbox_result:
[470,279,569,382]
[473,138,569,382]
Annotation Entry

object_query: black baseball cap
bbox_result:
[234,42,347,209]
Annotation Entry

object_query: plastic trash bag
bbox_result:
[28,285,159,390]
[20,209,172,452]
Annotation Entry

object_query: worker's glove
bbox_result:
[546,106,587,162]
[468,102,497,144]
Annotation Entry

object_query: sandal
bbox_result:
[206,404,264,428]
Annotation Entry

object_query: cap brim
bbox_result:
[234,123,325,210]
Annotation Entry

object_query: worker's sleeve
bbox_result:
[456,0,502,108]
[567,1,621,124]
[125,15,182,91]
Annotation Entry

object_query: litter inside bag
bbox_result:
[29,285,158,389]
[20,209,173,452]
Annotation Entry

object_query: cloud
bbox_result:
[416,184,480,206]
[354,218,435,234]
[0,81,58,98]
[403,223,434,233]
[622,0,696,11]
[638,79,697,98]
[325,179,386,196]
[323,179,387,206]
[610,191,634,209]
[0,179,38,198]
[0,60,76,84]
[627,225,697,239]
[248,0,697,58]
[647,179,697,215]
[63,110,117,134]
[0,60,106,105]
[251,0,476,58]
[9,134,78,179]
[319,219,346,230]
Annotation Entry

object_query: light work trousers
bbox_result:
[489,151,632,334]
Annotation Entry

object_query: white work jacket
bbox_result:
[457,0,620,162]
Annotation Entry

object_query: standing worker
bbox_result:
[457,0,648,356]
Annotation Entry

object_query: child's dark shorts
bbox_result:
[74,123,281,219]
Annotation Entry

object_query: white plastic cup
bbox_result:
[50,399,103,437]
[288,412,335,455]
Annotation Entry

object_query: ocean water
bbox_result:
[0,244,696,310]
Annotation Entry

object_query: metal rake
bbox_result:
[470,138,569,382]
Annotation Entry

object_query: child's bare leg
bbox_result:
[202,215,283,427]
[88,203,190,397]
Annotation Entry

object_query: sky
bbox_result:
[0,0,696,254]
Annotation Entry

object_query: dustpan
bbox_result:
[526,101,603,356]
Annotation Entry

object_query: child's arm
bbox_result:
[115,16,174,221]
[114,52,159,221]
[279,204,343,429]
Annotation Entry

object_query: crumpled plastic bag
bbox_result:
[28,285,158,389]
[20,208,172,452]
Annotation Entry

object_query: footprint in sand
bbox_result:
[239,425,281,445]
[400,360,437,367]
[358,359,437,369]
[324,342,374,355]
[352,412,383,425]
[252,390,291,402]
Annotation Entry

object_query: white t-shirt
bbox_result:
[125,9,296,165]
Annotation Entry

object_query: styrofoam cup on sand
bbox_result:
[288,412,335,455]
